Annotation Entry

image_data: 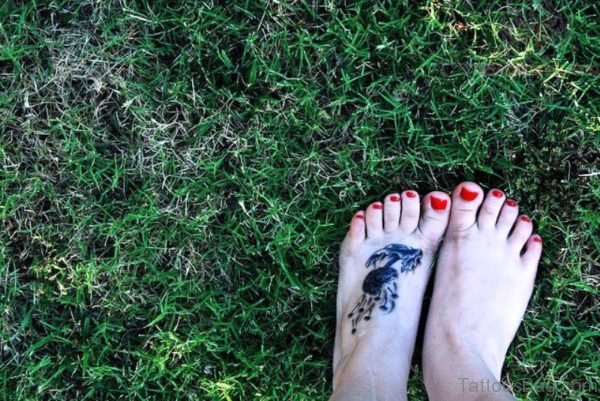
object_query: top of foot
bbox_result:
[423,182,542,401]
[332,189,451,397]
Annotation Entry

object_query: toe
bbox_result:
[508,215,534,249]
[419,191,451,240]
[521,234,543,268]
[383,193,401,232]
[447,182,484,233]
[478,189,505,229]
[366,202,384,239]
[347,211,366,242]
[496,199,519,235]
[398,190,420,233]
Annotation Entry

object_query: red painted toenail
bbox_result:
[533,236,542,243]
[521,216,531,222]
[355,213,364,219]
[506,199,518,207]
[406,191,417,198]
[460,187,478,201]
[492,190,503,198]
[390,195,400,202]
[430,196,448,211]
[373,203,383,210]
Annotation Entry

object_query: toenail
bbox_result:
[492,190,503,198]
[406,191,417,198]
[533,236,542,243]
[355,213,364,219]
[521,216,531,222]
[506,199,518,207]
[460,187,479,201]
[430,196,448,211]
[390,195,400,202]
[373,203,383,210]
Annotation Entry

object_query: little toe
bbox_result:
[419,191,451,241]
[347,211,366,242]
[496,199,519,235]
[383,193,401,233]
[521,234,543,268]
[447,182,484,233]
[508,215,534,249]
[365,202,384,239]
[478,189,505,229]
[398,190,420,233]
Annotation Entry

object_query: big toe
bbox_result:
[419,191,451,243]
[448,182,484,233]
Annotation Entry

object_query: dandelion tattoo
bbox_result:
[348,244,423,334]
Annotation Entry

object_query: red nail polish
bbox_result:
[492,190,503,198]
[390,195,400,202]
[430,196,448,211]
[460,187,478,201]
[533,236,542,243]
[373,203,383,210]
[506,199,517,207]
[355,213,364,219]
[521,216,531,222]
[406,191,417,198]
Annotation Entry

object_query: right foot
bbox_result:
[423,182,543,401]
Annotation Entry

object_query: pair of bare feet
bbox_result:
[331,182,542,401]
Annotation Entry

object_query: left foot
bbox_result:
[331,190,451,401]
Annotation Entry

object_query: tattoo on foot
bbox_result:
[348,244,423,334]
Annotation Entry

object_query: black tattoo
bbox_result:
[348,244,422,334]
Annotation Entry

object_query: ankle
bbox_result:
[333,342,411,398]
[330,385,407,401]
[332,363,408,401]
[424,343,511,401]
[434,320,506,377]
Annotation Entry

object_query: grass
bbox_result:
[0,0,598,400]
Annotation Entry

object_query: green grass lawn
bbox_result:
[1,1,598,400]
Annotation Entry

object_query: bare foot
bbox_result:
[331,190,451,401]
[423,182,542,401]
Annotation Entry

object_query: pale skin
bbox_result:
[331,182,542,401]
